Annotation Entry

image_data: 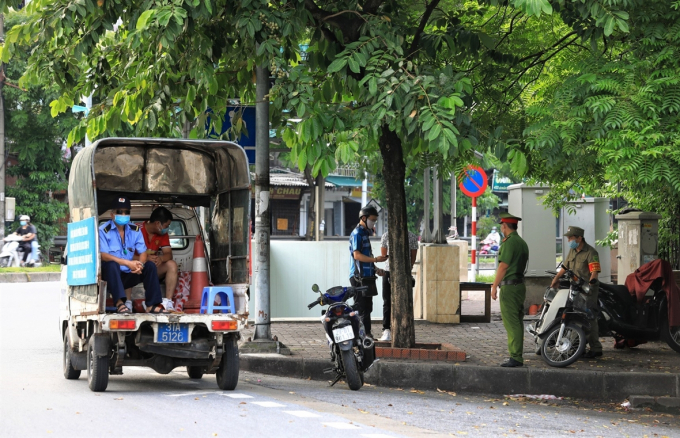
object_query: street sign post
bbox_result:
[459,166,488,282]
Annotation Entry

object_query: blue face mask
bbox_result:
[568,239,579,250]
[114,215,130,226]
[20,221,27,226]
[160,227,169,235]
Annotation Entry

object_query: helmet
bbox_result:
[20,215,30,222]
[359,206,379,219]
[491,226,497,231]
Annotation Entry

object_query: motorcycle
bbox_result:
[528,262,680,367]
[479,237,499,255]
[527,262,594,367]
[307,283,377,391]
[0,234,26,268]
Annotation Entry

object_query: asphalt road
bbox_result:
[1,282,679,437]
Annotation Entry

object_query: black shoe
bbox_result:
[582,351,603,359]
[500,358,524,367]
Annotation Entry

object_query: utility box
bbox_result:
[508,184,555,277]
[561,198,611,283]
[615,211,661,284]
[5,197,15,222]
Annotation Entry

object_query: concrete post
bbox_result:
[253,65,271,341]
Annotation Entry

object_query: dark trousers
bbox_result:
[101,260,162,307]
[350,277,377,336]
[382,272,391,330]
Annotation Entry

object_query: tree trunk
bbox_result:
[303,165,316,241]
[378,125,415,348]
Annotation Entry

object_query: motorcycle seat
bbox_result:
[600,283,636,305]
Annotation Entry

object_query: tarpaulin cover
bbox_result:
[625,259,680,327]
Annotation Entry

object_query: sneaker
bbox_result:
[379,329,392,341]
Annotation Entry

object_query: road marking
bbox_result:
[283,410,321,418]
[221,393,254,399]
[251,401,286,408]
[323,422,361,429]
[361,435,395,438]
[165,391,218,397]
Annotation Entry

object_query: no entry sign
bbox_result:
[459,165,488,198]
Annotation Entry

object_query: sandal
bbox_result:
[147,303,170,314]
[116,301,132,314]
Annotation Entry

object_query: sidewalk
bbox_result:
[240,296,680,400]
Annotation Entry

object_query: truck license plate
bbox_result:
[156,323,189,343]
[333,326,355,343]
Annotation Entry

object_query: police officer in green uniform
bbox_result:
[551,226,603,358]
[491,213,529,367]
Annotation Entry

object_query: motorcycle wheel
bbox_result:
[661,305,680,354]
[341,349,363,391]
[540,323,586,367]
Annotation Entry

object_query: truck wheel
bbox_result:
[661,305,680,354]
[87,340,109,392]
[63,335,81,380]
[341,349,362,391]
[187,366,205,379]
[216,336,239,390]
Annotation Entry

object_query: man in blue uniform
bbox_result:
[99,196,167,314]
[349,206,387,338]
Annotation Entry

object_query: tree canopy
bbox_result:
[5,0,669,344]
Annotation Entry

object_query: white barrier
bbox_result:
[249,240,384,318]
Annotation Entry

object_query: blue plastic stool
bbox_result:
[200,286,236,314]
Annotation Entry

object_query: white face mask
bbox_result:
[366,219,376,229]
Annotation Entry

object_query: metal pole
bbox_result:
[470,196,477,282]
[361,175,368,206]
[433,166,444,243]
[315,174,325,241]
[253,65,271,341]
[0,13,5,237]
[422,167,431,242]
[450,176,456,233]
[84,94,92,147]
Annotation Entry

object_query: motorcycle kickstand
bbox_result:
[329,373,343,387]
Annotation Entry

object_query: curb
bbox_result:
[240,354,680,401]
[0,272,61,283]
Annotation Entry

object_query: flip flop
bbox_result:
[116,302,132,314]
[147,304,170,314]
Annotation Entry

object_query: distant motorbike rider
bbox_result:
[550,226,603,359]
[349,206,387,338]
[486,226,501,247]
[12,215,39,266]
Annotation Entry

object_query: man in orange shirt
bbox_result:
[139,207,179,311]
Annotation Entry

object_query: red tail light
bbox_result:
[333,307,344,316]
[212,320,238,331]
[109,320,136,330]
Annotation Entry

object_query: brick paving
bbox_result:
[242,296,680,373]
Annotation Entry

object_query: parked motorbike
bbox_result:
[529,262,680,367]
[527,262,594,367]
[307,283,377,391]
[0,234,26,268]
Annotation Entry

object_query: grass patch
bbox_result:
[0,264,62,273]
[474,273,496,283]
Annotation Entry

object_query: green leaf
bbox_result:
[617,18,629,33]
[347,57,360,74]
[327,58,347,73]
[428,124,441,141]
[298,149,307,171]
[368,77,378,96]
[603,16,615,36]
[186,85,196,103]
[136,10,154,30]
[297,101,306,117]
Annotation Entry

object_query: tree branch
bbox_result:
[407,0,442,58]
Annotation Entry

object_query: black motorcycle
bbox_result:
[598,278,680,353]
[307,284,377,391]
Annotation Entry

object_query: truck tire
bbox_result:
[341,349,362,391]
[216,336,239,390]
[87,339,109,392]
[63,335,81,380]
[187,366,205,379]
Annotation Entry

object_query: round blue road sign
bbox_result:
[459,165,488,198]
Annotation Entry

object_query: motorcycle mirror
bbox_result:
[311,284,320,293]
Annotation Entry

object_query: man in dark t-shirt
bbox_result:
[13,215,38,265]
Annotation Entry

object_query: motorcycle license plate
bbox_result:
[333,326,355,343]
[156,323,189,343]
